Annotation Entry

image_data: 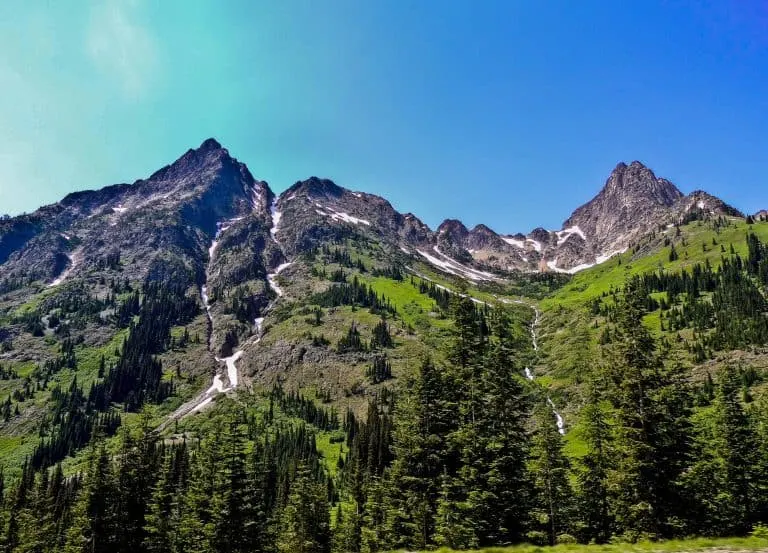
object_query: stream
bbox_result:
[515,301,565,434]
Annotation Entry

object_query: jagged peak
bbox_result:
[437,219,468,235]
[598,160,682,206]
[146,139,236,184]
[285,177,344,198]
[199,137,223,151]
[471,223,497,235]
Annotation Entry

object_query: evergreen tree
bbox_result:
[604,278,691,540]
[576,387,613,543]
[529,403,573,545]
[276,467,331,553]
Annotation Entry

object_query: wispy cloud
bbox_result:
[86,0,159,99]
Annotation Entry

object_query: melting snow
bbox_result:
[415,246,499,282]
[206,374,226,395]
[556,225,586,245]
[527,239,543,252]
[218,350,243,388]
[546,247,626,275]
[49,249,82,287]
[267,262,293,297]
[502,237,526,248]
[406,267,487,304]
[270,197,283,238]
[316,205,371,226]
[192,396,215,413]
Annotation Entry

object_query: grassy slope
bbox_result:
[544,218,768,309]
[536,217,768,460]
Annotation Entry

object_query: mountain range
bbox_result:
[0,138,746,289]
[4,138,768,551]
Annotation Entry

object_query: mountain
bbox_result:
[3,138,768,552]
[426,160,742,275]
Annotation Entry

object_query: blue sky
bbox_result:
[1,1,766,233]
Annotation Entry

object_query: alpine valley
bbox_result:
[2,139,768,552]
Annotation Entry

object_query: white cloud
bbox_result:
[86,0,159,99]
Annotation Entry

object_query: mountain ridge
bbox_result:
[0,139,746,284]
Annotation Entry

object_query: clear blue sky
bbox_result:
[1,1,766,233]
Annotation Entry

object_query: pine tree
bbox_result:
[64,442,119,553]
[577,387,613,543]
[529,403,573,545]
[604,278,691,540]
[433,470,477,549]
[276,467,331,553]
[214,421,260,553]
[144,452,176,553]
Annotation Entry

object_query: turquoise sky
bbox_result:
[1,1,767,232]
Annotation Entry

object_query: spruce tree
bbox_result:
[576,387,613,543]
[604,277,690,540]
[276,466,331,553]
[529,403,573,545]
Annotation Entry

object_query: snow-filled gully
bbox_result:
[166,201,291,422]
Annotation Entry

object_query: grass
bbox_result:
[402,536,768,553]
[543,218,768,309]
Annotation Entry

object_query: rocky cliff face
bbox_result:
[452,161,742,274]
[0,143,747,298]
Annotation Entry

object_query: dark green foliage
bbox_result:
[337,322,366,353]
[270,386,340,431]
[369,318,393,350]
[312,277,396,316]
[366,355,392,384]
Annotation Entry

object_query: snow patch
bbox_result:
[316,205,371,226]
[49,248,83,287]
[205,374,226,395]
[191,396,215,413]
[60,233,71,241]
[112,205,128,213]
[217,350,243,388]
[399,246,411,254]
[405,267,486,305]
[556,225,586,245]
[267,262,293,297]
[502,237,526,248]
[527,238,543,252]
[546,247,626,275]
[270,197,283,239]
[421,246,498,281]
[697,200,705,209]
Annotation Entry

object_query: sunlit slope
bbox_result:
[543,217,768,308]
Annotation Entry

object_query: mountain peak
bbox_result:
[602,160,682,205]
[437,219,468,236]
[199,137,223,151]
[285,177,344,199]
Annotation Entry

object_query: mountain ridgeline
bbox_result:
[1,138,768,553]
